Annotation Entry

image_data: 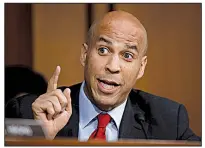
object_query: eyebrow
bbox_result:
[97,37,112,45]
[125,44,139,53]
[98,36,139,53]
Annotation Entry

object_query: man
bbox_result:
[6,10,200,141]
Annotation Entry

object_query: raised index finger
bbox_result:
[47,66,61,92]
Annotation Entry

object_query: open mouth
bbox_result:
[97,78,120,93]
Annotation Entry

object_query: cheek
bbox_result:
[121,64,141,86]
[86,53,106,76]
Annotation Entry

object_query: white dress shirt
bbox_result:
[78,81,127,141]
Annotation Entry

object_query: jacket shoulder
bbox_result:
[129,89,182,127]
[130,89,182,112]
[130,89,201,141]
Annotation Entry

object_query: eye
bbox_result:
[123,52,134,61]
[98,47,109,55]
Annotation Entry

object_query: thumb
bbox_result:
[53,88,72,133]
[63,88,72,114]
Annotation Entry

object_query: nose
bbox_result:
[105,55,121,74]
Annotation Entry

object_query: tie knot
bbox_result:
[97,113,111,128]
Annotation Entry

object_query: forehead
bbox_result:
[95,18,145,50]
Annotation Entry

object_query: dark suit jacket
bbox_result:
[5,83,201,141]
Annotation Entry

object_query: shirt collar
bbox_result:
[79,81,127,130]
[107,98,127,130]
[79,81,101,128]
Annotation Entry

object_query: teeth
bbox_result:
[100,81,115,89]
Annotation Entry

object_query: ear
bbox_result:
[136,56,147,80]
[80,43,88,67]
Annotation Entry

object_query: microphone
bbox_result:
[134,113,148,139]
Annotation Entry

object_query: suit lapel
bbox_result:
[119,89,169,140]
[119,96,149,140]
[64,103,79,137]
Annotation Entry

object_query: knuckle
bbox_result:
[55,89,62,94]
[61,95,67,104]
[36,94,47,101]
[55,105,61,113]
[55,90,67,104]
[32,98,41,109]
[47,103,55,114]
[53,96,61,104]
[48,109,55,115]
[51,97,62,112]
[31,102,37,110]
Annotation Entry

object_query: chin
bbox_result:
[95,102,115,111]
[93,95,118,111]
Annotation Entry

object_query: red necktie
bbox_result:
[89,113,111,141]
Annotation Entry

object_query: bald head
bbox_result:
[86,10,148,55]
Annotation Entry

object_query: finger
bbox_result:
[51,89,67,110]
[33,99,56,120]
[63,88,72,115]
[41,101,55,120]
[33,111,48,122]
[53,89,72,131]
[35,113,48,122]
[46,98,62,115]
[54,88,72,128]
[45,96,64,119]
[47,66,61,92]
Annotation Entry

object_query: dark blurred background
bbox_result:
[5,3,201,136]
